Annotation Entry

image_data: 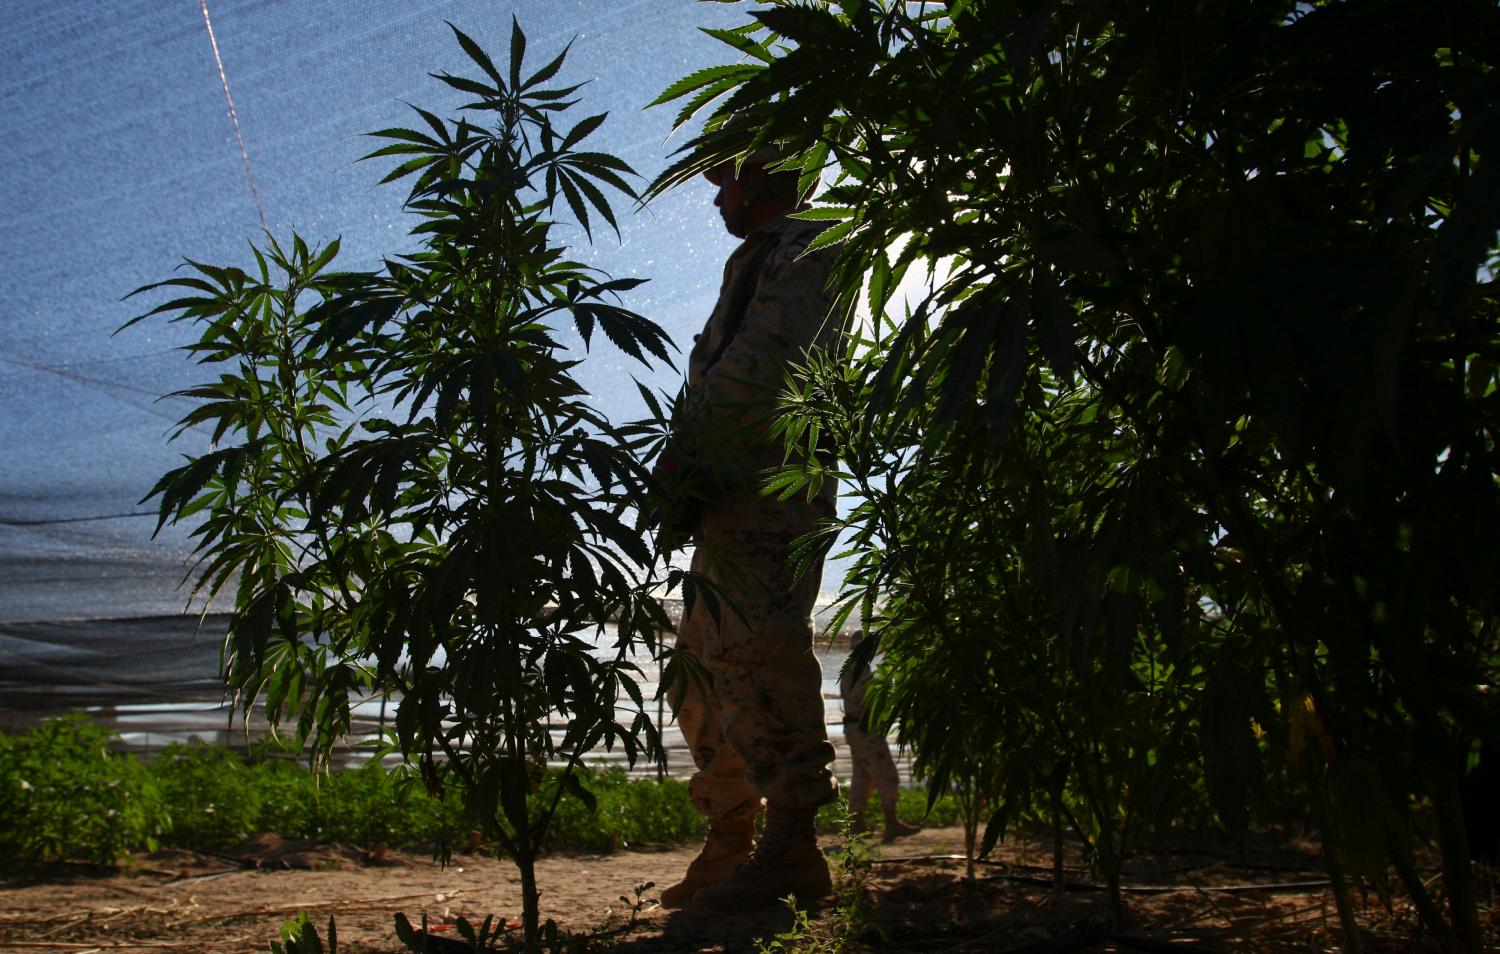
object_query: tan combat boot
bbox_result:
[660,818,756,908]
[690,804,831,914]
[881,802,920,843]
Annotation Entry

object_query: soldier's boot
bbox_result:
[691,804,831,914]
[660,818,756,909]
[881,799,920,843]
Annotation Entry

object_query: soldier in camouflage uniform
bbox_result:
[655,138,841,914]
[840,632,920,842]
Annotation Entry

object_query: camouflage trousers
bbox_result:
[669,491,837,825]
[844,720,902,814]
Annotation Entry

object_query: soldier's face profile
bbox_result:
[709,161,797,238]
[712,166,753,238]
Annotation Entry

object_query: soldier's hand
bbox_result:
[650,443,706,545]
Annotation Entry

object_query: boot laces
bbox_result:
[741,809,803,872]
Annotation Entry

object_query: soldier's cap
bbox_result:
[703,112,787,185]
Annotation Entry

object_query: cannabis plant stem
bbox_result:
[498,667,543,954]
[1311,785,1363,954]
[1431,776,1482,954]
[1051,782,1065,900]
[1387,830,1463,954]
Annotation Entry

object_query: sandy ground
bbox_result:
[2,827,1496,952]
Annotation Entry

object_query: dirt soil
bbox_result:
[1,827,1495,953]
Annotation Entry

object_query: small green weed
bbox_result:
[828,816,877,951]
[395,910,511,952]
[756,807,877,954]
[755,900,828,954]
[270,911,337,954]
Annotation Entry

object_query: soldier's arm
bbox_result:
[682,240,836,448]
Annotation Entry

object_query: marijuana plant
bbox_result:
[650,1,1499,948]
[131,21,674,952]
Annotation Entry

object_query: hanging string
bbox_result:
[200,0,267,232]
[0,512,156,527]
[0,348,189,426]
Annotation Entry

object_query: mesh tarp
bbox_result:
[1,0,745,631]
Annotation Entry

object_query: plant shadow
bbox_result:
[600,902,808,953]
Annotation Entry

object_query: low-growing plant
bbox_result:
[0,715,169,865]
[395,910,521,953]
[246,758,321,841]
[754,807,876,954]
[826,804,877,952]
[548,765,703,851]
[151,740,470,851]
[618,880,656,930]
[754,899,837,954]
[2,719,718,865]
[814,785,955,835]
[315,762,465,848]
[270,911,337,954]
[897,785,961,828]
[153,741,264,851]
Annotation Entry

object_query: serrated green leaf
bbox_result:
[562,112,607,151]
[701,26,775,64]
[788,205,855,221]
[647,63,760,108]
[558,170,592,240]
[446,21,504,90]
[522,41,573,91]
[672,73,757,133]
[803,218,855,253]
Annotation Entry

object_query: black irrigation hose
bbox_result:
[987,873,1333,895]
[1001,927,1224,954]
[874,855,1333,895]
[876,853,1047,867]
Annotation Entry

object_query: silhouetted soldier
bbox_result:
[655,129,841,914]
[840,632,920,843]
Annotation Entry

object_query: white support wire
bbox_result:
[200,0,267,232]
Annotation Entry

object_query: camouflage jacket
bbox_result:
[839,657,873,725]
[671,213,841,502]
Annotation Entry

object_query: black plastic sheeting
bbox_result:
[0,613,229,711]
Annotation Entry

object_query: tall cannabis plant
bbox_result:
[129,21,673,952]
[650,1,1498,949]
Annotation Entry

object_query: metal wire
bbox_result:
[200,0,267,232]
